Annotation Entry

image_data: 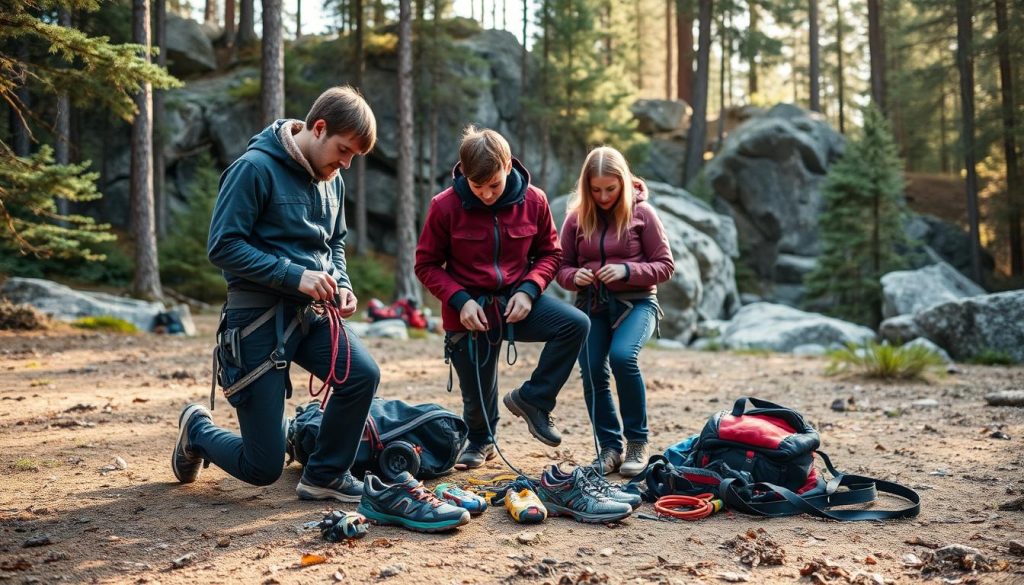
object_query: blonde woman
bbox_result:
[556,147,674,477]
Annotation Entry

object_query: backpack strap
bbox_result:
[719,450,920,520]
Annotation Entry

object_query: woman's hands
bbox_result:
[575,264,627,286]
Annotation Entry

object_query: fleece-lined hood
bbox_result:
[451,158,531,211]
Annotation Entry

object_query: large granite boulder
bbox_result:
[912,290,1024,362]
[881,261,986,319]
[630,99,689,135]
[878,314,923,344]
[714,302,875,352]
[165,15,217,76]
[647,181,738,258]
[905,214,997,283]
[705,104,845,279]
[1,278,194,334]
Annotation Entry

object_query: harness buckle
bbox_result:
[270,350,288,370]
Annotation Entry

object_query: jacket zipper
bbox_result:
[492,213,504,290]
[599,215,609,267]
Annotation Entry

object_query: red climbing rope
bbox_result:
[308,300,352,410]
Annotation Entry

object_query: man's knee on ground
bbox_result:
[246,463,284,487]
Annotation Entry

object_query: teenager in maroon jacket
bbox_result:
[415,126,589,469]
[556,146,675,478]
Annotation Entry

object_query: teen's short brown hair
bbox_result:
[459,125,512,184]
[305,86,377,153]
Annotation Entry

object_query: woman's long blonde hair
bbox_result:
[569,146,641,241]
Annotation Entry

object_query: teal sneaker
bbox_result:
[357,472,470,533]
[433,483,488,515]
[535,465,633,523]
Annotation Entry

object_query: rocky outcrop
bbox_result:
[705,104,846,281]
[880,261,986,319]
[166,14,217,76]
[710,302,875,353]
[912,291,1024,362]
[1,278,195,335]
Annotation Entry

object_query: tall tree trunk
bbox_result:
[395,0,420,302]
[296,0,302,39]
[635,0,644,90]
[55,9,72,219]
[867,0,886,111]
[502,0,507,29]
[956,0,982,284]
[808,0,820,111]
[519,0,528,153]
[9,42,31,157]
[834,0,844,133]
[260,0,284,126]
[204,0,217,25]
[540,0,550,189]
[666,0,673,100]
[603,2,612,67]
[676,0,693,103]
[747,0,757,97]
[491,0,496,30]
[375,0,386,26]
[939,81,949,173]
[424,0,441,223]
[355,0,368,255]
[154,0,167,238]
[995,0,1022,276]
[131,0,163,301]
[224,0,236,46]
[480,0,485,26]
[716,8,726,147]
[683,0,712,185]
[237,0,256,46]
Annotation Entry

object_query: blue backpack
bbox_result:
[286,398,468,481]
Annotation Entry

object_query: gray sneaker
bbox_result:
[171,404,212,483]
[454,443,495,470]
[619,441,650,478]
[296,471,364,503]
[503,388,561,447]
[590,447,622,475]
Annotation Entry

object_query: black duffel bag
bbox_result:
[286,398,468,480]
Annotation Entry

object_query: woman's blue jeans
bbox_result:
[579,298,658,453]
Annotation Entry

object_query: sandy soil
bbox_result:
[1,315,1022,585]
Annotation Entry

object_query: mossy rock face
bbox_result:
[0,300,51,331]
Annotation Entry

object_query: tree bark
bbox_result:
[747,0,757,97]
[995,0,1022,276]
[834,0,844,133]
[808,0,820,111]
[665,0,673,99]
[237,0,256,47]
[956,0,982,284]
[676,0,693,103]
[355,0,368,255]
[131,0,163,301]
[296,0,302,39]
[224,0,236,46]
[154,0,167,238]
[9,41,31,157]
[635,0,644,90]
[204,0,218,26]
[539,0,550,188]
[867,0,886,111]
[260,0,285,126]
[519,0,528,153]
[55,9,72,220]
[683,0,711,185]
[395,0,420,302]
[716,7,726,147]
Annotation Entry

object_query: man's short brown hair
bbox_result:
[459,125,512,184]
[305,86,377,153]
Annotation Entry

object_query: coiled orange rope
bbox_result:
[654,493,724,520]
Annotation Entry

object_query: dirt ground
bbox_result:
[1,314,1022,585]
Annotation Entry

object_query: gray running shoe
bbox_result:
[619,441,650,478]
[296,471,364,503]
[171,404,211,483]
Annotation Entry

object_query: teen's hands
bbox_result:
[299,270,338,301]
[460,299,489,331]
[574,267,596,287]
[337,288,358,318]
[596,264,628,283]
[504,292,533,324]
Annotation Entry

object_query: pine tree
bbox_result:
[805,107,910,327]
[0,0,179,261]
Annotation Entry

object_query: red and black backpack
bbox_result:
[633,397,920,521]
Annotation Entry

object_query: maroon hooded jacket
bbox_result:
[556,182,675,296]
[415,159,561,332]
